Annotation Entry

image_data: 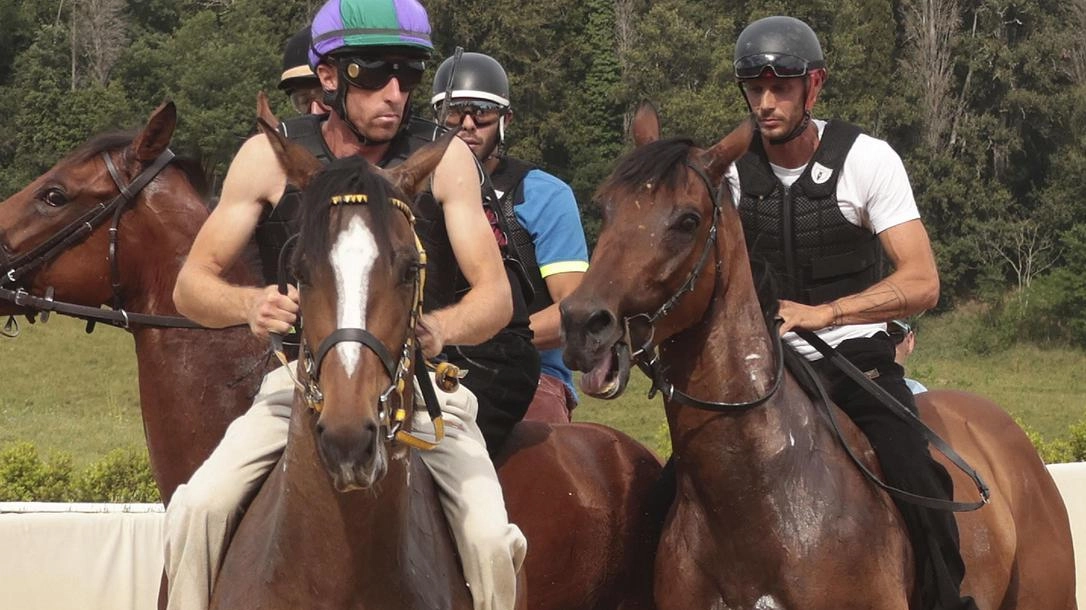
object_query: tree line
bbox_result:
[1,0,1084,346]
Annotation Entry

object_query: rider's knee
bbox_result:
[168,481,244,527]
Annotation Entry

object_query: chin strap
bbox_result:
[767,109,812,145]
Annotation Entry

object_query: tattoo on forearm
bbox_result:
[835,281,908,324]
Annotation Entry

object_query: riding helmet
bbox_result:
[309,0,433,68]
[279,27,318,91]
[733,16,825,79]
[430,52,511,108]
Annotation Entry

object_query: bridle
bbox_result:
[274,193,454,451]
[622,160,785,412]
[0,148,215,333]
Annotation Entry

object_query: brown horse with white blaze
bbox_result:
[0,102,268,503]
[561,106,1076,609]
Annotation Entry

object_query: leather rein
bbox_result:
[0,148,215,335]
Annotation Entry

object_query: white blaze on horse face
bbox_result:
[330,215,379,378]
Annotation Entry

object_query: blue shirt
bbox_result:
[509,169,589,396]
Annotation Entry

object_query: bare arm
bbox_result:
[172,134,299,337]
[530,271,584,350]
[418,138,512,354]
[777,219,939,333]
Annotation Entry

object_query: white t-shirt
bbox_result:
[723,119,920,360]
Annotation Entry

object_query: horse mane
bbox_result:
[596,137,698,201]
[292,155,398,283]
[69,131,212,202]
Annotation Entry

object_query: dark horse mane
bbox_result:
[598,136,782,323]
[292,155,399,283]
[70,131,212,202]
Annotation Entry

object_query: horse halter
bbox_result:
[275,193,452,451]
[0,148,214,333]
[624,161,785,412]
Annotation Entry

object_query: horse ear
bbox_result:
[254,91,323,190]
[701,117,755,184]
[631,101,660,147]
[377,127,461,199]
[129,100,176,164]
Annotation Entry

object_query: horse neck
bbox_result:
[659,211,823,493]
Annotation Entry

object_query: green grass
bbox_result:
[1,309,1084,465]
[0,315,144,467]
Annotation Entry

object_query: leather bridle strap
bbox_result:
[796,328,990,511]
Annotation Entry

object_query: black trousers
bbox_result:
[445,330,541,459]
[812,333,976,610]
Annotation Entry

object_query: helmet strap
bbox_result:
[498,114,506,145]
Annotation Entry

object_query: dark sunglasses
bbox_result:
[341,58,426,91]
[437,101,505,127]
[734,53,812,80]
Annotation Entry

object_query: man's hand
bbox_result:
[416,313,446,359]
[777,299,835,335]
[247,284,299,339]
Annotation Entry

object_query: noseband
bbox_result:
[624,161,785,411]
[279,193,452,451]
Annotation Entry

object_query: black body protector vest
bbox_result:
[488,157,552,316]
[254,113,532,338]
[736,121,883,306]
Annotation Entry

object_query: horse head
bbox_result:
[256,93,457,491]
[0,101,210,316]
[561,104,756,399]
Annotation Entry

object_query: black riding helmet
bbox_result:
[279,27,319,91]
[430,52,511,108]
[734,16,825,145]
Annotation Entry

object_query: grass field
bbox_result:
[1,308,1084,465]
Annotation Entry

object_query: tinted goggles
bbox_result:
[341,58,426,91]
[734,53,812,80]
[438,101,505,127]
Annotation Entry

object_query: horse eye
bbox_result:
[674,212,701,233]
[41,188,69,207]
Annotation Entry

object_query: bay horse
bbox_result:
[211,103,663,609]
[0,102,269,503]
[560,106,1077,609]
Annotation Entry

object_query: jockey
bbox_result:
[431,52,589,423]
[724,15,974,610]
[277,26,326,115]
[165,1,526,609]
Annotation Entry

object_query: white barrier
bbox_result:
[1,464,1084,610]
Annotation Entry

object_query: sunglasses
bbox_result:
[438,101,505,127]
[734,53,812,80]
[340,58,426,91]
[887,320,912,344]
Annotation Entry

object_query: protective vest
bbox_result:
[489,157,552,315]
[736,121,883,306]
[253,114,531,336]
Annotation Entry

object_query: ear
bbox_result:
[254,91,324,190]
[631,101,660,147]
[129,100,176,164]
[700,117,755,184]
[376,127,461,199]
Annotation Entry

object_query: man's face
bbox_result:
[740,71,823,141]
[317,54,425,142]
[437,99,506,162]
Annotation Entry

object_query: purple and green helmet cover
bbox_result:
[309,0,432,67]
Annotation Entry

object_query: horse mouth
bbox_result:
[579,341,631,399]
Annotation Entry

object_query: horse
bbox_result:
[560,105,1077,610]
[0,97,664,610]
[0,101,269,503]
[210,99,663,609]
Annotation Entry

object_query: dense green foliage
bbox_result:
[1,0,1085,342]
[0,443,158,502]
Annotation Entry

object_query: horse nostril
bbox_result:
[584,309,617,339]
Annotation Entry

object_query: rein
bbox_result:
[0,148,224,334]
[625,161,785,411]
[272,193,456,451]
